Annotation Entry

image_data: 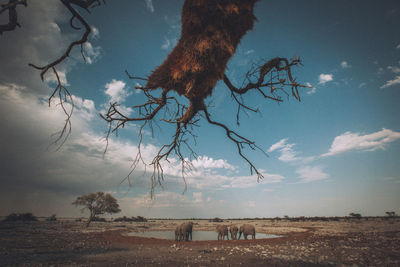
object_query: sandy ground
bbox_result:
[1,218,399,266]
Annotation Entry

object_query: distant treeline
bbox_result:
[2,213,398,223]
[145,215,399,221]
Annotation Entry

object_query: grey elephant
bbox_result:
[229,225,238,240]
[175,225,183,241]
[180,221,193,241]
[238,224,256,240]
[216,225,229,240]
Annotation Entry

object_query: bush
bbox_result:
[46,214,57,221]
[209,217,223,222]
[4,213,38,222]
[113,216,148,222]
[92,217,107,222]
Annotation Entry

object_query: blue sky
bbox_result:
[0,0,399,218]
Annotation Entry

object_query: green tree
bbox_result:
[72,192,121,227]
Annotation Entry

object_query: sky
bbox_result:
[0,0,399,219]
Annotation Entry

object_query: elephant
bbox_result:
[175,225,183,241]
[216,225,229,240]
[179,221,193,241]
[229,225,239,240]
[238,224,256,240]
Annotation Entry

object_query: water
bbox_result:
[127,230,280,240]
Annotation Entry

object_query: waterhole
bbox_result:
[127,230,280,240]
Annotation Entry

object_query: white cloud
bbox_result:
[191,156,235,171]
[340,61,350,69]
[396,44,400,49]
[305,82,316,95]
[387,66,400,74]
[318,74,333,84]
[279,143,300,163]
[322,128,400,157]
[145,0,154,13]
[245,49,255,55]
[83,42,101,64]
[268,138,288,152]
[44,69,69,86]
[104,79,131,103]
[296,166,328,183]
[91,26,100,38]
[268,138,314,164]
[161,38,172,50]
[222,171,284,189]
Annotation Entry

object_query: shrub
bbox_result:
[46,214,57,221]
[4,213,37,222]
[113,216,148,222]
[92,217,107,222]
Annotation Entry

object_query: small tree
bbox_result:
[72,192,121,227]
[386,211,397,218]
[349,212,362,220]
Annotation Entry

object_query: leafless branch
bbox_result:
[101,74,205,197]
[25,0,104,145]
[48,67,74,151]
[0,0,27,34]
[224,56,310,125]
[104,55,309,196]
[203,106,265,181]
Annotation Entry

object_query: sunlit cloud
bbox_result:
[381,76,400,89]
[296,165,328,183]
[322,128,400,157]
[318,74,333,84]
[340,61,350,69]
[268,139,314,164]
[83,42,101,64]
[222,171,284,189]
[144,0,154,13]
[387,66,400,73]
[161,38,171,50]
[104,79,130,103]
[305,82,316,95]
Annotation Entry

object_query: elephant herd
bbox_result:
[175,222,256,241]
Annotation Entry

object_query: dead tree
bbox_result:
[101,0,309,196]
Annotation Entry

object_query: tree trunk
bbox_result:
[86,212,94,228]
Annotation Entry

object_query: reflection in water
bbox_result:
[127,230,280,240]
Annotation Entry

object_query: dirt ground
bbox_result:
[1,218,399,266]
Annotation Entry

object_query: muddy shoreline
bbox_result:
[1,218,399,266]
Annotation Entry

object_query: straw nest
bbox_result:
[146,0,259,100]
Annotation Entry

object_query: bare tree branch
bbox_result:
[203,106,265,181]
[26,0,104,145]
[102,54,309,196]
[223,56,311,125]
[101,72,208,197]
[0,0,27,34]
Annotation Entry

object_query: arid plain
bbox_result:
[1,217,399,266]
